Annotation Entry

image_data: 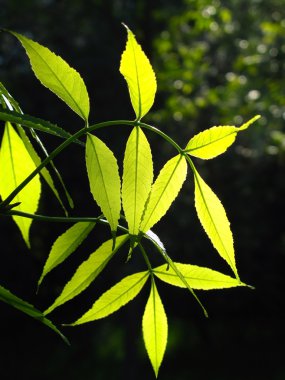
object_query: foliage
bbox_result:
[0,25,259,376]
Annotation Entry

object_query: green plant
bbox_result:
[0,25,259,376]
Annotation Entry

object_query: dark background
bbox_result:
[0,0,284,379]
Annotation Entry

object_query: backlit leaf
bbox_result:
[119,25,157,120]
[192,164,238,278]
[143,280,168,377]
[38,222,96,287]
[122,126,153,235]
[72,271,149,325]
[154,263,245,289]
[0,122,41,247]
[86,133,121,233]
[0,284,69,345]
[185,115,260,159]
[10,31,89,121]
[44,235,128,315]
[140,155,187,233]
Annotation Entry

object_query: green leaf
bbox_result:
[9,31,89,121]
[140,155,187,233]
[0,83,74,212]
[72,271,149,325]
[44,235,128,315]
[143,279,168,377]
[122,126,153,235]
[192,163,238,278]
[38,222,96,287]
[185,115,260,159]
[86,133,121,233]
[0,122,41,247]
[0,284,69,344]
[154,263,246,289]
[0,108,82,143]
[119,24,157,120]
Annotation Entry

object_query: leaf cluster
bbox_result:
[0,25,259,376]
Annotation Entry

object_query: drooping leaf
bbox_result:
[185,115,260,159]
[44,235,129,315]
[72,271,149,325]
[143,279,168,377]
[0,108,82,143]
[154,263,246,289]
[9,31,89,121]
[122,126,153,235]
[192,163,238,278]
[119,24,157,120]
[0,284,69,344]
[140,155,187,233]
[38,222,96,287]
[0,122,41,247]
[0,83,74,211]
[86,133,121,233]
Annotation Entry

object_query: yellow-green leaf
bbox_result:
[185,115,260,159]
[154,263,246,289]
[122,127,153,235]
[72,271,149,325]
[140,155,187,233]
[10,31,89,121]
[193,165,238,278]
[143,280,168,377]
[44,235,128,315]
[119,25,157,120]
[38,222,96,287]
[86,133,121,233]
[0,122,41,247]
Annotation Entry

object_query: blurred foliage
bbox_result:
[150,0,285,158]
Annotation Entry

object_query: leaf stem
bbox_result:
[138,243,153,272]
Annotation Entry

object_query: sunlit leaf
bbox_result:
[140,155,187,233]
[192,163,238,278]
[154,263,246,289]
[38,222,96,287]
[185,115,260,159]
[44,235,128,315]
[122,126,153,235]
[119,24,157,120]
[0,82,74,211]
[0,122,41,247]
[10,31,89,121]
[72,271,149,325]
[143,279,168,377]
[86,133,121,233]
[0,284,69,344]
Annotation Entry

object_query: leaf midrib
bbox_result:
[140,155,184,232]
[186,128,237,154]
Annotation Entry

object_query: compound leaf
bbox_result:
[10,31,89,121]
[38,222,96,287]
[120,25,157,120]
[0,122,41,247]
[72,271,149,325]
[143,279,167,377]
[122,126,153,235]
[86,133,121,233]
[185,115,260,159]
[154,263,246,289]
[0,284,69,345]
[44,235,128,315]
[140,155,187,233]
[192,164,238,278]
